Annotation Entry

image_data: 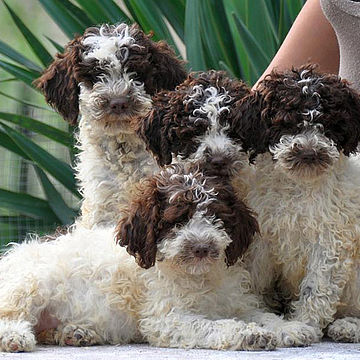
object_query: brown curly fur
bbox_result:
[35,23,187,125]
[255,65,360,155]
[116,162,258,269]
[34,36,85,124]
[135,70,251,166]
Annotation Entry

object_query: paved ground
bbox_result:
[0,341,359,360]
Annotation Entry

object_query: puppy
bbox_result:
[0,150,319,352]
[134,70,257,201]
[36,23,187,228]
[0,161,272,352]
[239,65,360,341]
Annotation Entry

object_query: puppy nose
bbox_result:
[210,156,224,167]
[299,149,317,162]
[109,97,128,114]
[193,246,209,259]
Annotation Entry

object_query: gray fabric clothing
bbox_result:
[321,0,360,91]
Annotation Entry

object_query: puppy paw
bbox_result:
[0,320,36,352]
[60,324,102,346]
[241,324,277,350]
[327,317,360,343]
[275,321,321,347]
[36,328,58,345]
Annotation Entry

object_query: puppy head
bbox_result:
[35,23,186,127]
[257,65,360,180]
[116,164,258,273]
[135,70,251,166]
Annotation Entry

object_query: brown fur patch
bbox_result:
[35,23,187,126]
[34,36,85,125]
[116,162,258,269]
[256,65,360,156]
[135,70,251,166]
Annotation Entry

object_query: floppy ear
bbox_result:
[126,25,187,94]
[148,40,187,92]
[223,200,259,266]
[322,78,360,156]
[229,91,268,162]
[115,178,161,269]
[34,36,84,125]
[208,182,259,266]
[136,104,173,167]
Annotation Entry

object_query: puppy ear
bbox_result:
[326,80,360,155]
[209,183,259,266]
[34,36,84,125]
[115,178,161,269]
[224,201,259,266]
[229,91,268,162]
[136,103,173,167]
[148,40,187,92]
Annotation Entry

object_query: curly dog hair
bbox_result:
[241,65,360,342]
[35,23,187,228]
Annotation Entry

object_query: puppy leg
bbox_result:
[327,317,360,342]
[290,240,353,330]
[0,319,36,352]
[142,313,277,350]
[241,310,321,347]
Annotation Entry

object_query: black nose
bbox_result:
[299,149,318,162]
[193,246,209,259]
[210,155,224,168]
[109,97,128,114]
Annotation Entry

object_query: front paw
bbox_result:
[275,321,321,347]
[0,320,36,352]
[60,325,102,346]
[240,324,277,351]
[327,318,360,343]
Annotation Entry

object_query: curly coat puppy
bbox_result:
[36,23,186,228]
[134,70,256,199]
[0,151,318,352]
[0,162,271,352]
[237,65,360,341]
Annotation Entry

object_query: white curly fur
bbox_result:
[244,70,360,341]
[246,147,360,337]
[75,25,158,228]
[0,166,319,352]
[181,84,254,198]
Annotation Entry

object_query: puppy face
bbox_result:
[35,23,186,126]
[135,70,251,166]
[116,164,258,273]
[256,66,360,180]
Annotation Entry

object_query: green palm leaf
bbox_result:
[0,60,40,87]
[39,0,88,38]
[124,0,179,54]
[232,13,271,80]
[0,189,59,222]
[34,166,77,225]
[0,122,79,198]
[0,39,42,72]
[0,112,72,146]
[3,0,53,67]
[74,0,130,25]
[185,0,207,71]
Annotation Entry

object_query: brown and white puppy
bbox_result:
[116,158,317,349]
[36,23,187,228]
[133,70,257,199]
[238,65,360,342]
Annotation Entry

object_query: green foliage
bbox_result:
[0,0,304,242]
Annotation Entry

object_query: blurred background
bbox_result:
[0,0,305,246]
